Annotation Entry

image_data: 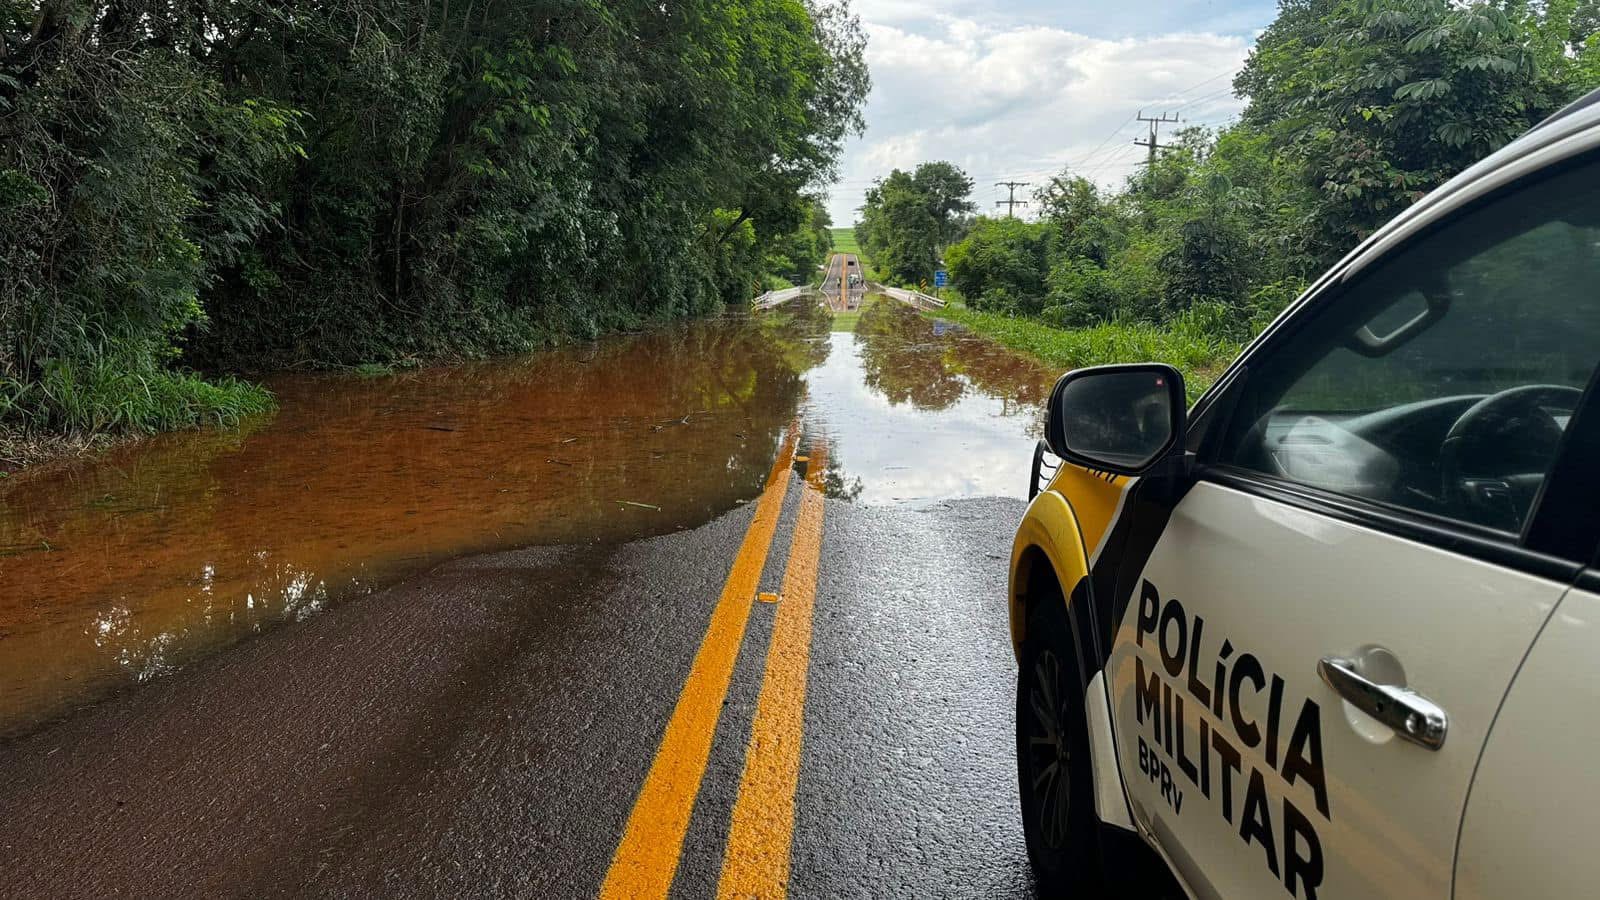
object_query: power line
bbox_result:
[827,161,1080,187]
[1068,130,1140,174]
[1063,112,1138,174]
[1079,146,1141,177]
[1160,68,1235,103]
[946,89,1233,186]
[829,65,1246,201]
[994,67,1239,179]
[1171,85,1238,115]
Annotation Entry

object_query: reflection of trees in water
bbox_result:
[84,557,345,695]
[251,309,832,540]
[854,301,1054,429]
[0,415,270,555]
[855,302,966,410]
[820,456,864,502]
[800,433,861,503]
[754,302,832,374]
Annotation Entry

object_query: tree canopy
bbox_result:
[1,0,868,432]
[935,0,1600,337]
[855,161,975,285]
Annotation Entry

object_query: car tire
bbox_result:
[1016,582,1104,897]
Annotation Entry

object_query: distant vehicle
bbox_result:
[1009,88,1600,899]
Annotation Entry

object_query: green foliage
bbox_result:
[766,196,835,286]
[945,218,1054,314]
[1,0,868,437]
[931,306,1240,401]
[1241,0,1588,257]
[8,357,274,434]
[922,0,1600,372]
[1160,172,1256,314]
[857,161,975,285]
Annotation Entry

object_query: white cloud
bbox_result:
[827,7,1270,224]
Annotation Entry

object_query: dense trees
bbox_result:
[855,161,975,285]
[1,0,867,433]
[765,196,836,286]
[942,0,1600,338]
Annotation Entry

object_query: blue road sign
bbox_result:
[934,270,948,287]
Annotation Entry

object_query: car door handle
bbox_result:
[1318,656,1448,751]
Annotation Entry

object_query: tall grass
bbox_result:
[931,306,1242,401]
[3,357,274,434]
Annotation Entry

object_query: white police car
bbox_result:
[1008,89,1600,898]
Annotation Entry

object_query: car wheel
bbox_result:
[1016,583,1103,897]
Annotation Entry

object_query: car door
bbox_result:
[1104,153,1600,899]
[1453,575,1600,900]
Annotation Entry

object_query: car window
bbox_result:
[1217,156,1600,534]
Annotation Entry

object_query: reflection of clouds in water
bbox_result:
[803,334,1045,505]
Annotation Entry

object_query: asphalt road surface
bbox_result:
[820,253,861,312]
[0,305,1052,899]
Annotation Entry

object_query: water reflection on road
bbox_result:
[808,301,1052,504]
[0,298,1053,739]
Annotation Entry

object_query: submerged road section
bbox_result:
[0,302,1055,898]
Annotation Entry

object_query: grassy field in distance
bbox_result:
[829,227,862,256]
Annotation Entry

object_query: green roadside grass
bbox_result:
[0,365,275,477]
[2,364,274,436]
[927,305,1242,402]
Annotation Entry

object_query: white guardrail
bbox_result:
[750,285,811,310]
[752,283,946,312]
[877,285,947,310]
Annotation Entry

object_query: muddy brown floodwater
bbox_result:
[0,300,1055,740]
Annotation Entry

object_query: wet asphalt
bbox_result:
[0,305,1056,899]
[0,475,1036,899]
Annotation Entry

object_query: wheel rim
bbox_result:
[1026,648,1072,850]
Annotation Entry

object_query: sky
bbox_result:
[827,0,1279,225]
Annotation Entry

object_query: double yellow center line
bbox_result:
[600,422,829,899]
[718,439,828,898]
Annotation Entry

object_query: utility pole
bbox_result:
[1133,110,1182,166]
[995,181,1030,218]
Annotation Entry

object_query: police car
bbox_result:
[1010,89,1600,898]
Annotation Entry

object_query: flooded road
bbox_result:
[807,303,1051,503]
[0,299,1052,741]
[0,294,1061,899]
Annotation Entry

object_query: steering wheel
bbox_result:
[1439,384,1582,529]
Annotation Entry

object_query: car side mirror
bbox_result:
[1045,364,1186,476]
